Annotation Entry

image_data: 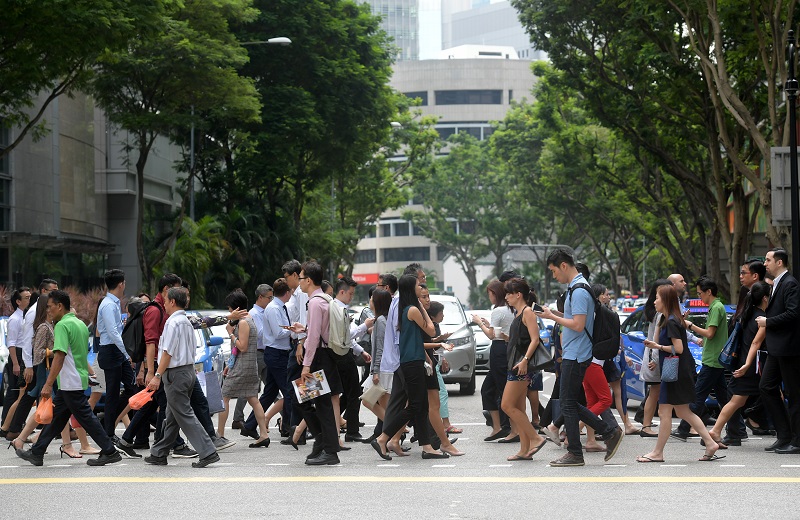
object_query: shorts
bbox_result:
[527,371,544,391]
[603,359,621,383]
[507,370,533,382]
[90,358,106,394]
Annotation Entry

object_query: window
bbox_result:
[435,90,503,105]
[381,223,392,237]
[412,224,424,236]
[0,120,10,231]
[355,249,376,264]
[437,246,450,261]
[403,91,428,106]
[462,127,482,140]
[383,247,430,263]
[509,90,513,102]
[394,222,409,236]
[437,127,455,140]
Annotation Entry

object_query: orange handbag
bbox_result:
[128,388,155,410]
[34,396,54,424]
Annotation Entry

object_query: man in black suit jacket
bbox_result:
[757,248,800,453]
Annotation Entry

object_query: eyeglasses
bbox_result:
[739,270,750,275]
[376,283,388,287]
[298,276,308,280]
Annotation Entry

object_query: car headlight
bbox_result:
[450,335,472,347]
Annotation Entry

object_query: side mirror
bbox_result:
[207,336,223,347]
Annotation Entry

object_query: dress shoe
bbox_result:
[239,427,259,440]
[774,444,800,455]
[15,448,43,467]
[498,435,520,444]
[345,432,364,442]
[192,452,220,468]
[305,452,340,465]
[765,439,791,452]
[484,429,510,442]
[370,439,392,461]
[231,420,244,430]
[87,450,123,466]
[249,438,270,448]
[753,428,776,436]
[721,436,742,446]
[361,433,378,444]
[338,445,352,451]
[144,454,168,465]
[421,451,450,459]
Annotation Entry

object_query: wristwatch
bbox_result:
[522,355,529,360]
[154,373,162,379]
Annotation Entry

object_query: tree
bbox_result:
[91,0,261,291]
[0,0,165,156]
[405,133,532,307]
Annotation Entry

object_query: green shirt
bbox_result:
[53,312,90,391]
[701,298,728,369]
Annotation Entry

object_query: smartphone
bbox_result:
[533,303,544,312]
[280,325,292,330]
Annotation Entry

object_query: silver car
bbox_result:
[469,309,493,373]
[431,294,477,395]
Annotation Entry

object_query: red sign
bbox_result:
[687,299,705,307]
[352,273,379,284]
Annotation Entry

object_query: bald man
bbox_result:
[668,274,687,300]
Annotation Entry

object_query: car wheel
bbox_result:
[459,371,476,395]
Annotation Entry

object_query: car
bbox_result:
[186,310,228,372]
[620,299,736,402]
[430,294,477,395]
[471,310,552,372]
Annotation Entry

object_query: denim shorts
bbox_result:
[507,370,533,382]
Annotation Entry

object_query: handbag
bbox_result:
[34,396,53,424]
[529,340,555,372]
[718,320,742,369]
[660,344,680,383]
[360,383,388,407]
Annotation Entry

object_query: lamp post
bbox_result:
[188,37,292,220]
[788,30,800,275]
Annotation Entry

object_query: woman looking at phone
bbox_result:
[501,278,547,461]
[637,284,721,463]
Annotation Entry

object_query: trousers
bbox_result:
[31,389,115,457]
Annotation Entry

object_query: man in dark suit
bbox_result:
[757,248,800,453]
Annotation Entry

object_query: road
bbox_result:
[2,373,799,518]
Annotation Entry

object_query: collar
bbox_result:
[773,270,788,289]
[568,273,585,287]
[105,292,120,304]
[334,299,347,308]
[252,303,265,312]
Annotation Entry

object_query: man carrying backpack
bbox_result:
[289,261,342,465]
[537,248,624,467]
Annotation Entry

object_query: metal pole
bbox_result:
[642,236,646,294]
[189,105,195,221]
[788,30,800,275]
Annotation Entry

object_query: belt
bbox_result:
[266,346,291,352]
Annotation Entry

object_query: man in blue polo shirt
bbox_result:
[538,249,623,467]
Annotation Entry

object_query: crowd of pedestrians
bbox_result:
[2,246,799,468]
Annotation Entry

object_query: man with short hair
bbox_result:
[538,248,623,467]
[234,283,273,431]
[334,276,372,442]
[7,280,58,435]
[283,259,308,433]
[242,280,294,439]
[97,269,138,438]
[1,287,31,428]
[292,262,341,465]
[672,276,729,441]
[145,287,219,468]
[16,290,122,467]
[757,248,800,453]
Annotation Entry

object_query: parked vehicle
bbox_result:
[431,294,477,395]
[620,299,736,402]
[472,310,552,373]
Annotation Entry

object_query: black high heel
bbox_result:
[59,445,81,459]
[280,427,299,450]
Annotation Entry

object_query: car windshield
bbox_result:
[440,301,466,326]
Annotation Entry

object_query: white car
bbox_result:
[469,310,492,373]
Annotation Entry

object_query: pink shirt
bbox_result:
[303,288,330,366]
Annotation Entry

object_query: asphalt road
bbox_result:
[2,373,799,518]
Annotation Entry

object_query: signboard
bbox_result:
[352,273,379,284]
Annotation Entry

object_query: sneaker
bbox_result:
[192,452,220,468]
[549,452,585,467]
[670,429,688,442]
[115,438,142,458]
[172,445,198,458]
[87,450,123,466]
[144,454,168,465]
[603,427,624,462]
[213,436,236,451]
[130,441,151,450]
[15,448,44,467]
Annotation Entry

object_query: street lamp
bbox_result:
[787,30,800,275]
[240,37,292,46]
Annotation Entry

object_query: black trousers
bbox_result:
[245,347,292,432]
[336,351,362,434]
[98,345,137,437]
[298,348,340,454]
[2,358,24,423]
[480,340,511,431]
[382,360,431,446]
[31,390,115,457]
[760,355,800,444]
[287,345,304,428]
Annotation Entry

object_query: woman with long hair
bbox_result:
[474,280,516,442]
[371,274,446,460]
[360,288,393,443]
[638,279,673,438]
[500,278,548,461]
[707,281,770,446]
[637,285,721,462]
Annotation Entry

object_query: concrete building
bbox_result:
[0,92,181,292]
[352,49,537,299]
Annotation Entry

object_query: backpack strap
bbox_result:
[566,282,594,342]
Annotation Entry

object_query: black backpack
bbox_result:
[122,300,163,363]
[567,283,620,360]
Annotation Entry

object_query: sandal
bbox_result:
[507,454,532,461]
[524,439,548,458]
[445,426,463,434]
[639,426,658,438]
[699,453,725,462]
[636,455,664,463]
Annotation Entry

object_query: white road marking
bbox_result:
[377,464,400,467]
[489,464,512,467]
[47,465,71,468]
[720,465,745,467]
[604,464,627,467]
[265,463,290,466]
[660,464,687,467]
[432,464,456,468]
[0,466,19,469]
[780,465,800,468]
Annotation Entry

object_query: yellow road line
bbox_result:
[1,476,800,485]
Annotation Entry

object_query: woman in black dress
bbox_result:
[708,281,770,446]
[637,284,722,463]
